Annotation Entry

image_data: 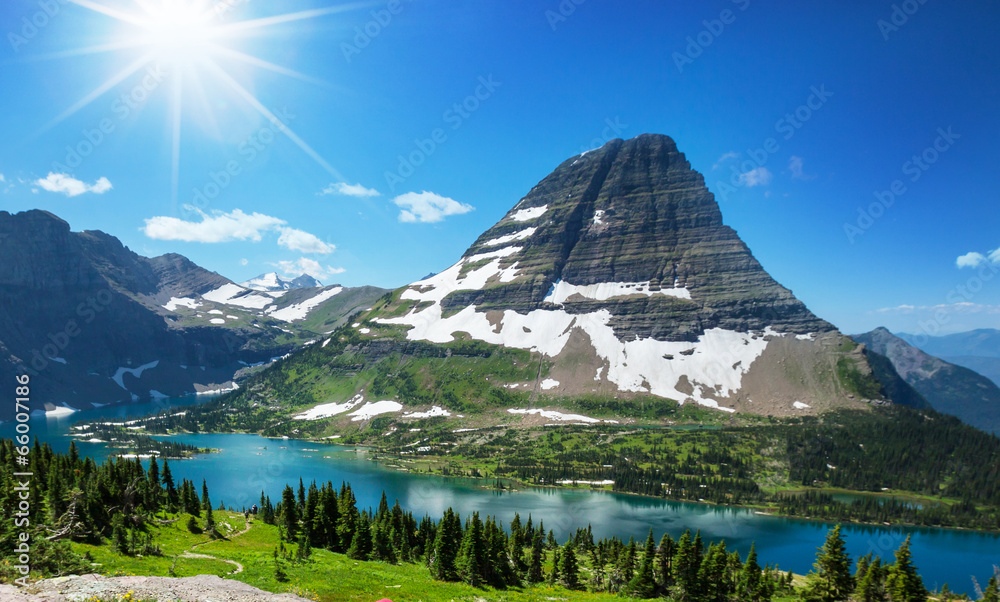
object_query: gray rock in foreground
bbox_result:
[0,574,311,602]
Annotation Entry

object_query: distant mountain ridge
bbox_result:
[898,329,1000,388]
[853,327,1000,434]
[242,272,323,291]
[0,210,386,419]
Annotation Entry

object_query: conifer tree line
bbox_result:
[0,440,985,601]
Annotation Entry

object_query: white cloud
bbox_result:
[738,167,772,187]
[0,174,5,182]
[788,156,815,181]
[274,257,345,280]
[712,151,740,170]
[392,191,474,223]
[277,227,334,254]
[240,258,249,266]
[35,173,112,197]
[990,248,1000,264]
[143,209,286,243]
[322,182,380,198]
[874,302,998,315]
[956,252,987,269]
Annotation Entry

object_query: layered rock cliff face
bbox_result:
[0,210,385,418]
[371,134,881,415]
[446,134,831,341]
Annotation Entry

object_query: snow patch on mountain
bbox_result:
[267,287,344,322]
[111,361,160,390]
[203,284,273,310]
[544,280,692,305]
[484,227,537,247]
[510,205,548,222]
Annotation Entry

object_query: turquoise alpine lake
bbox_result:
[5,396,997,595]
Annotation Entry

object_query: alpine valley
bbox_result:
[134,136,1000,533]
[0,209,387,420]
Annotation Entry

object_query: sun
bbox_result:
[32,0,356,211]
[138,1,217,63]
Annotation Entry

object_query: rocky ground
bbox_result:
[0,574,312,602]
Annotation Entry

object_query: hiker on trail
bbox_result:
[251,504,258,515]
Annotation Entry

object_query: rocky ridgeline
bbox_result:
[447,134,832,342]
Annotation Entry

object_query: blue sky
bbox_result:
[1,0,999,335]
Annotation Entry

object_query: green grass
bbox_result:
[69,511,624,602]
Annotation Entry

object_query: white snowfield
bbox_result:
[112,361,159,390]
[30,404,78,418]
[377,243,785,411]
[210,318,226,325]
[402,406,452,419]
[349,400,403,421]
[163,297,201,311]
[793,401,811,410]
[507,408,603,423]
[267,287,343,322]
[202,283,273,310]
[556,479,615,486]
[544,279,691,305]
[484,227,537,247]
[293,394,364,420]
[208,309,223,315]
[540,378,560,390]
[510,205,549,222]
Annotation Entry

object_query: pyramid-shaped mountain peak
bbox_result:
[371,134,866,413]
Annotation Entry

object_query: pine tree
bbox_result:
[674,530,700,597]
[459,512,486,587]
[372,521,396,564]
[560,539,581,590]
[527,530,544,583]
[738,543,765,602]
[804,525,854,602]
[656,532,676,589]
[280,485,298,542]
[347,512,373,561]
[856,557,886,602]
[431,508,461,581]
[885,537,926,602]
[201,479,211,513]
[982,576,999,602]
[548,547,561,585]
[624,529,656,598]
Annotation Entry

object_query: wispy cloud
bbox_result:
[35,173,112,197]
[273,257,345,280]
[712,151,740,170]
[874,302,1000,315]
[738,167,772,187]
[393,191,474,223]
[788,156,815,181]
[143,209,285,243]
[322,182,380,198]
[277,227,334,254]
